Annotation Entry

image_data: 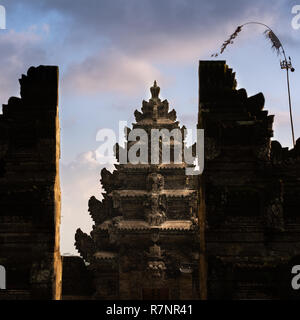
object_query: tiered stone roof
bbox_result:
[75,82,199,299]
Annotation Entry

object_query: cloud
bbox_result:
[273,110,300,145]
[63,49,162,95]
[1,0,287,101]
[31,0,285,98]
[60,150,115,255]
[34,0,277,39]
[0,28,47,105]
[49,0,282,98]
[33,0,280,62]
[274,111,290,126]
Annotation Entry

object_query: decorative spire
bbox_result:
[150,80,160,101]
[133,80,178,124]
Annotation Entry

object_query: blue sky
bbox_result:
[0,0,299,254]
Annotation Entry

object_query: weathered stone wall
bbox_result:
[61,256,93,300]
[0,65,61,300]
[199,60,300,299]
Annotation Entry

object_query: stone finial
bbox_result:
[150,80,160,100]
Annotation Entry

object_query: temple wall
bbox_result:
[0,65,61,300]
[199,60,300,300]
[1,61,298,300]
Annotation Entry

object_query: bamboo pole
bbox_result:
[213,21,296,148]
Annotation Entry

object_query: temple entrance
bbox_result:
[142,288,169,300]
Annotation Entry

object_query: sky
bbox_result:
[0,0,299,255]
